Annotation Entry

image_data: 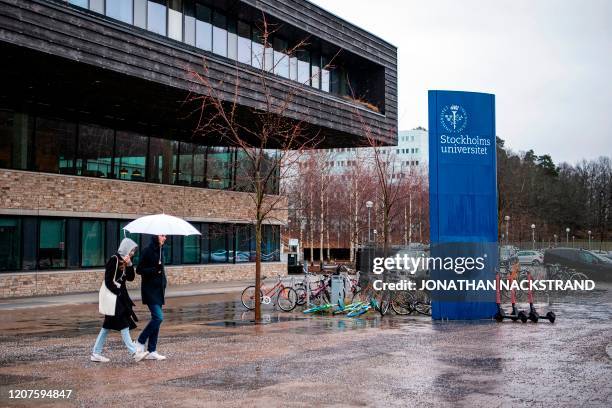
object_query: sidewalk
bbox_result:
[0,275,306,311]
[0,280,251,311]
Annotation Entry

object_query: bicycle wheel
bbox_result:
[294,286,307,306]
[413,290,431,316]
[390,291,415,315]
[277,287,298,312]
[352,289,369,304]
[241,286,262,310]
[372,290,390,316]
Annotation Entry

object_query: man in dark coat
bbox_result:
[135,235,168,360]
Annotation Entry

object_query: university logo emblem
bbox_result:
[440,104,468,133]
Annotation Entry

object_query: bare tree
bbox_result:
[186,15,333,321]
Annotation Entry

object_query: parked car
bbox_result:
[590,250,612,261]
[543,248,612,281]
[517,250,544,265]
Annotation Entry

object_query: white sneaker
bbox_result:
[134,341,145,353]
[145,351,166,360]
[133,350,148,362]
[90,353,110,363]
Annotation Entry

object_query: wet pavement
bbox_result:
[0,286,611,407]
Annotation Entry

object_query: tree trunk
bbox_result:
[254,221,262,322]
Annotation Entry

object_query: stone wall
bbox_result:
[0,169,287,223]
[0,262,286,299]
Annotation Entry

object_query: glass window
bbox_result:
[251,28,264,70]
[237,21,251,65]
[212,11,227,57]
[273,38,289,78]
[148,137,178,184]
[200,223,209,263]
[38,219,66,269]
[227,17,238,60]
[89,0,104,13]
[0,110,30,170]
[168,0,183,41]
[82,220,105,267]
[134,0,147,28]
[147,0,167,36]
[184,0,196,46]
[262,149,279,195]
[177,141,195,185]
[195,4,212,51]
[264,39,273,72]
[106,0,133,24]
[76,124,113,178]
[34,117,77,175]
[69,0,88,8]
[182,225,201,264]
[209,223,227,263]
[297,50,310,85]
[0,217,21,271]
[235,224,251,263]
[206,147,232,189]
[321,56,330,92]
[289,55,298,81]
[163,235,173,265]
[114,131,147,181]
[311,52,321,89]
[192,144,207,187]
[234,149,253,192]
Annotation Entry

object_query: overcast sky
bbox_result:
[309,0,612,164]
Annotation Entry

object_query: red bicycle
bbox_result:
[241,275,298,312]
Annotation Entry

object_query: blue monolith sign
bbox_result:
[428,90,498,320]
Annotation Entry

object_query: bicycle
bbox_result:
[241,275,298,312]
[294,272,331,306]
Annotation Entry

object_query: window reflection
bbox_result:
[273,38,289,78]
[76,124,113,178]
[89,0,104,13]
[147,0,167,36]
[168,0,183,41]
[34,118,77,175]
[106,0,133,24]
[206,147,231,189]
[195,4,212,51]
[311,52,321,89]
[237,20,251,64]
[251,28,264,70]
[0,110,30,170]
[69,0,88,8]
[227,17,238,60]
[82,220,105,267]
[0,217,21,271]
[148,137,177,184]
[235,224,251,263]
[184,0,196,46]
[134,0,147,28]
[297,50,310,85]
[212,11,227,57]
[38,218,66,269]
[114,131,147,181]
[209,223,228,263]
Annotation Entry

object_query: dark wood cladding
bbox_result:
[0,0,398,146]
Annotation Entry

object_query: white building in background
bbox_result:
[326,127,429,175]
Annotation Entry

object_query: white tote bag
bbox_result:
[98,257,119,316]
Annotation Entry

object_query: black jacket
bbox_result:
[137,238,167,305]
[103,254,137,331]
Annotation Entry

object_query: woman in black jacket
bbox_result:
[91,238,148,363]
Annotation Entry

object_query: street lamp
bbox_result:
[572,235,575,248]
[565,227,570,245]
[553,234,558,247]
[366,201,373,242]
[531,224,536,250]
[504,215,510,245]
[588,230,592,250]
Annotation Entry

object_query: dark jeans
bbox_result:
[138,304,163,352]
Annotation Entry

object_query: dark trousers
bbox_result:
[138,304,163,352]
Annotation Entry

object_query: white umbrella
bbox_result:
[123,214,201,236]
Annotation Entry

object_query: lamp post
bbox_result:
[531,224,536,250]
[553,234,558,247]
[366,201,373,243]
[588,230,592,250]
[572,235,575,248]
[504,215,510,245]
[566,227,570,245]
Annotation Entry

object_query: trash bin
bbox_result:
[330,275,345,306]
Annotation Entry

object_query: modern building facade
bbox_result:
[0,0,397,297]
[325,127,428,176]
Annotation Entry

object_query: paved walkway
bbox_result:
[0,279,258,311]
